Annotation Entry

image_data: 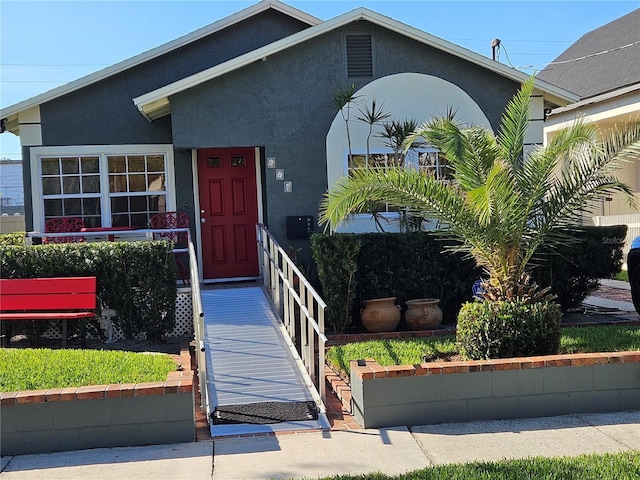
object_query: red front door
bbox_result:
[197,147,259,280]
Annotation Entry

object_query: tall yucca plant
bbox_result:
[319,77,640,302]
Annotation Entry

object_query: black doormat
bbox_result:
[211,400,319,425]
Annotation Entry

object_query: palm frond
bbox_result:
[497,77,534,165]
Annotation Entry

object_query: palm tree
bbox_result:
[319,77,640,302]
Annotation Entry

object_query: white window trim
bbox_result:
[30,144,176,231]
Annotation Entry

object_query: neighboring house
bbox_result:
[540,8,640,224]
[0,1,577,282]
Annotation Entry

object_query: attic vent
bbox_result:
[345,33,373,79]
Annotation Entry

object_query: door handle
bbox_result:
[201,218,206,223]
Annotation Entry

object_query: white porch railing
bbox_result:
[256,224,328,401]
[188,238,208,416]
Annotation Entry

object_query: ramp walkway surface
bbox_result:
[200,285,328,437]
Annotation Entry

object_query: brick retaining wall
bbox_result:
[348,351,640,428]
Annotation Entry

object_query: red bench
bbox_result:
[0,277,97,347]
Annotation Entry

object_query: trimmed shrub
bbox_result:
[0,241,177,340]
[457,300,562,359]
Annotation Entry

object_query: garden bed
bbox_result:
[347,351,640,429]
[326,320,640,429]
[0,342,195,455]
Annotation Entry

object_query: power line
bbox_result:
[502,39,640,71]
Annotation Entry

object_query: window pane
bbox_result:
[62,176,80,194]
[147,155,165,172]
[208,156,222,168]
[44,199,63,217]
[111,196,129,214]
[109,174,128,192]
[148,194,162,212]
[129,196,148,212]
[147,173,165,192]
[81,157,99,174]
[82,175,100,193]
[231,155,246,166]
[63,198,82,216]
[130,213,148,228]
[128,174,146,192]
[61,158,79,174]
[128,155,145,172]
[348,154,366,169]
[370,154,388,168]
[41,158,60,175]
[82,197,101,217]
[108,156,126,173]
[42,177,61,195]
[112,214,130,227]
[84,216,101,228]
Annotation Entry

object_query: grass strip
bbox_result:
[327,325,640,377]
[317,451,640,480]
[0,348,177,392]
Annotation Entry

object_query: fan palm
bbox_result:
[319,77,640,302]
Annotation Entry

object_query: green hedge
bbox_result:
[0,241,177,340]
[0,232,25,246]
[311,232,479,333]
[311,226,626,333]
[531,225,627,310]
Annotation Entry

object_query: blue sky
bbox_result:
[1,0,638,160]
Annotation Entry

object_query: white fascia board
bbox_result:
[0,1,320,124]
[135,7,579,121]
[549,83,640,116]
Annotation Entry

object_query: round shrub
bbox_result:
[456,300,562,360]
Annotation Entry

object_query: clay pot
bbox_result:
[404,298,443,330]
[360,297,401,333]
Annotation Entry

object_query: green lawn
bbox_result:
[327,325,640,377]
[0,348,177,392]
[318,451,640,480]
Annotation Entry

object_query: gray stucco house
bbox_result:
[0,1,577,282]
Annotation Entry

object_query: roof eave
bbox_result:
[548,82,640,116]
[134,7,579,120]
[0,0,320,126]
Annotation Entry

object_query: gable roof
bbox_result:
[0,1,320,133]
[537,8,640,99]
[134,7,578,121]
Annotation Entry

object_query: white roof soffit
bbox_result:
[134,7,579,121]
[548,83,640,116]
[0,1,320,130]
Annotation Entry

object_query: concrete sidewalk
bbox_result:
[2,410,640,479]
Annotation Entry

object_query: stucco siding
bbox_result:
[170,20,520,244]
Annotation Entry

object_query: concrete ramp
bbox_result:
[201,286,328,437]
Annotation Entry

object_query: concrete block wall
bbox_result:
[350,352,640,429]
[0,347,195,455]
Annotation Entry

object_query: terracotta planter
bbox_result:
[360,297,401,333]
[404,298,443,330]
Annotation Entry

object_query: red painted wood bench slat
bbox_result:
[0,277,97,347]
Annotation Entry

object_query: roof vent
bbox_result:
[346,33,373,78]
